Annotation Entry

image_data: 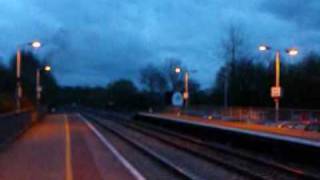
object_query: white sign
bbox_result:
[183,92,189,99]
[271,86,282,98]
[172,92,183,107]
[37,86,42,92]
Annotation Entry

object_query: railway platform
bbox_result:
[0,113,143,180]
[135,112,320,166]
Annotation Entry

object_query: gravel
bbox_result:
[91,114,246,180]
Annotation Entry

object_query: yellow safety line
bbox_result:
[64,115,73,180]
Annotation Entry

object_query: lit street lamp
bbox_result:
[36,65,51,107]
[258,45,299,121]
[175,67,181,74]
[175,67,197,108]
[16,40,41,112]
[31,41,42,49]
[286,48,298,56]
[44,65,51,72]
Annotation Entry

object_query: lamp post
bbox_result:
[258,45,298,121]
[175,67,196,108]
[16,41,41,112]
[36,65,51,107]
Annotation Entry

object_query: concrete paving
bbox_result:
[0,113,138,180]
[145,112,320,143]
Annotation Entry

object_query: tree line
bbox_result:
[212,24,320,109]
[212,52,320,109]
[6,51,318,112]
[2,24,320,112]
[57,58,210,111]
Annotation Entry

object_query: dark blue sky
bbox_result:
[0,0,319,88]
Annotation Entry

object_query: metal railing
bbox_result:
[0,108,44,147]
[166,106,320,124]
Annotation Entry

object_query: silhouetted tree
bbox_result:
[0,63,15,112]
[162,58,185,91]
[105,79,139,109]
[219,23,248,107]
[212,52,320,109]
[140,64,167,93]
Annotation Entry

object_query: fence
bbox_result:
[167,106,320,124]
[0,109,42,146]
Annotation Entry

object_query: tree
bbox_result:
[213,58,269,106]
[162,58,185,91]
[140,64,167,93]
[281,53,320,108]
[221,24,246,63]
[0,63,15,112]
[219,23,247,107]
[105,79,139,109]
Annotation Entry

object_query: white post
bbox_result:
[224,70,229,108]
[16,49,22,113]
[275,51,281,121]
[184,72,189,108]
[36,69,41,106]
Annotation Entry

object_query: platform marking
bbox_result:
[64,114,74,180]
[78,113,145,180]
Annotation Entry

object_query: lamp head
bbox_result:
[44,65,51,72]
[31,41,41,49]
[258,45,271,52]
[175,67,181,74]
[286,48,298,56]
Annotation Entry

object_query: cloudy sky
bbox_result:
[0,0,319,88]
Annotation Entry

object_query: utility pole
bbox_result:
[15,41,42,113]
[274,50,281,121]
[183,72,189,108]
[258,45,298,122]
[36,69,41,107]
[36,65,51,107]
[224,68,229,108]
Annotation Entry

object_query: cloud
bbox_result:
[258,0,320,53]
[260,0,320,30]
[0,0,319,88]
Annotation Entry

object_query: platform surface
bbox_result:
[140,112,320,147]
[0,113,141,180]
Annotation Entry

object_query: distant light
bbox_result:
[258,45,270,52]
[31,41,41,49]
[175,67,181,74]
[44,65,51,72]
[286,48,298,56]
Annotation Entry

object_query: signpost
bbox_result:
[271,86,282,121]
[172,92,183,107]
[172,92,183,116]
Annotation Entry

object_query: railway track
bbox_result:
[83,113,201,179]
[83,111,320,180]
[128,121,320,180]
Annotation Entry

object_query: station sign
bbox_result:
[271,86,282,98]
[172,92,183,107]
